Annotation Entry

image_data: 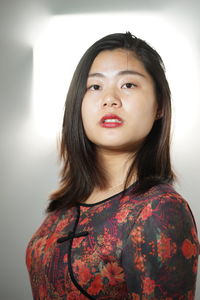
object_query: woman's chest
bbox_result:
[28,201,142,268]
[27,201,143,299]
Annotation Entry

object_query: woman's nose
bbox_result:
[102,91,122,108]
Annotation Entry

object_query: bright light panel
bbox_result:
[32,13,200,148]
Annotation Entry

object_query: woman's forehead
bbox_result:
[90,49,143,72]
[88,48,151,82]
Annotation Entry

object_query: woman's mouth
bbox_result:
[100,114,124,128]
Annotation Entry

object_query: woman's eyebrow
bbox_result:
[118,70,145,78]
[88,70,146,78]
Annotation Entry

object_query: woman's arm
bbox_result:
[121,193,200,299]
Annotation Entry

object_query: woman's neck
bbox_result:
[97,148,136,188]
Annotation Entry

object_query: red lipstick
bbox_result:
[100,114,124,128]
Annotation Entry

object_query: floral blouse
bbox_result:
[26,183,199,299]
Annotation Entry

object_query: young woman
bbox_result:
[26,32,199,299]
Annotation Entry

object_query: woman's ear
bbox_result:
[155,110,163,120]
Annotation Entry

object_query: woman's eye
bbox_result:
[122,83,136,89]
[88,84,101,91]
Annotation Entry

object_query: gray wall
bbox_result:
[1,1,199,299]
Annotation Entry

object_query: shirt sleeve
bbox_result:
[121,193,200,299]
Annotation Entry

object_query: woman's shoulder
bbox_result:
[126,183,196,228]
[144,183,193,214]
[127,183,199,245]
[129,183,187,205]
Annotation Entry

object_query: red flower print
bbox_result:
[32,237,48,264]
[72,236,86,248]
[26,184,199,299]
[143,277,156,295]
[26,248,32,270]
[67,291,82,300]
[79,267,91,285]
[134,253,145,272]
[140,204,153,221]
[191,227,198,240]
[63,253,68,263]
[97,227,118,255]
[55,219,68,232]
[39,284,48,298]
[79,217,90,225]
[193,258,198,274]
[182,239,196,259]
[44,233,58,251]
[87,274,103,295]
[131,293,140,299]
[157,233,176,262]
[187,290,194,300]
[101,262,124,285]
[120,195,130,204]
[131,226,144,244]
[72,259,92,285]
[95,206,106,213]
[101,242,112,255]
[38,214,58,236]
[115,209,131,223]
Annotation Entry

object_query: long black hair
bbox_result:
[47,32,174,212]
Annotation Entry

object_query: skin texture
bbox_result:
[81,49,158,198]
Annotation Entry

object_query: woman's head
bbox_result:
[63,32,170,152]
[81,48,158,153]
[47,32,174,211]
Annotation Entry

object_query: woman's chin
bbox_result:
[95,142,139,153]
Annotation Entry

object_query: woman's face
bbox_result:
[81,48,158,152]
